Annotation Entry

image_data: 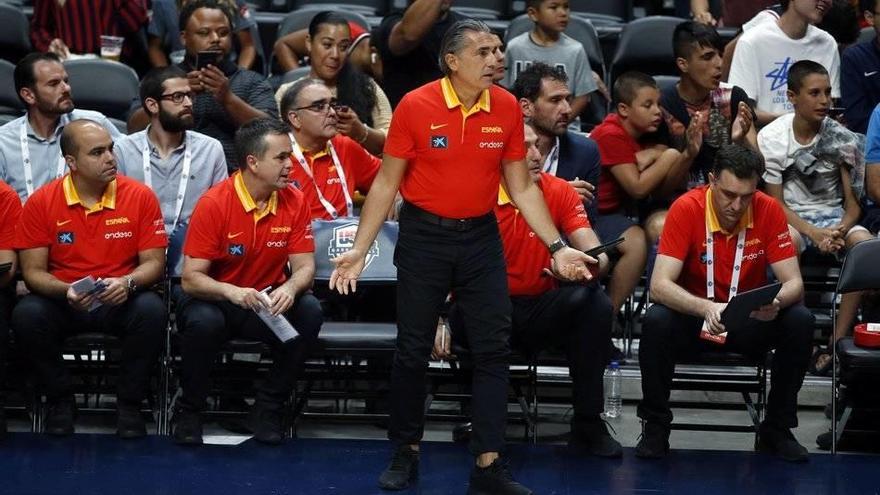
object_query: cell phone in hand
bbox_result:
[196,50,222,70]
[583,237,625,258]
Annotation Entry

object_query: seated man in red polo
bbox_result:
[172,118,323,446]
[443,122,622,458]
[13,119,168,438]
[279,78,380,221]
[636,143,814,462]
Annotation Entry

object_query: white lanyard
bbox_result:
[143,132,191,232]
[705,225,747,301]
[20,121,67,198]
[288,132,353,219]
[542,137,560,176]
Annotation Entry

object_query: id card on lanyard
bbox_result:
[20,121,67,199]
[142,132,192,233]
[701,224,747,344]
[288,132,353,219]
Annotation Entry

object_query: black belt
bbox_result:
[402,201,494,232]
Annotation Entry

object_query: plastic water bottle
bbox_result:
[603,361,622,420]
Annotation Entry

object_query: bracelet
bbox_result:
[358,125,370,144]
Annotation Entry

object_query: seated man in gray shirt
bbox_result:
[114,66,227,281]
[0,52,121,203]
[128,0,276,171]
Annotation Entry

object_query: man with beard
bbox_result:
[279,78,380,220]
[513,62,647,352]
[114,66,228,280]
[128,0,276,171]
[12,119,168,438]
[0,52,121,203]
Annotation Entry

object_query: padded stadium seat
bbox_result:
[292,1,383,16]
[311,219,398,284]
[831,238,880,451]
[609,16,685,89]
[63,59,139,123]
[654,75,680,93]
[316,321,397,353]
[569,0,633,22]
[0,3,32,64]
[858,26,875,45]
[0,59,25,118]
[280,66,311,86]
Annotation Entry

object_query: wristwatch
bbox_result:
[124,275,137,294]
[547,237,568,255]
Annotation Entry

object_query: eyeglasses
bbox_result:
[159,91,195,104]
[293,99,346,114]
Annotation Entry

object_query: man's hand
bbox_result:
[226,286,266,311]
[48,38,70,60]
[750,297,780,322]
[187,70,204,93]
[731,102,753,144]
[686,111,706,157]
[807,226,844,253]
[568,177,595,204]
[330,248,366,294]
[549,246,591,282]
[431,319,452,360]
[335,106,365,139]
[199,65,231,102]
[693,10,717,26]
[96,277,129,307]
[268,285,295,316]
[703,301,728,335]
[66,285,99,312]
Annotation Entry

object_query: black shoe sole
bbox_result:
[756,440,809,462]
[377,468,418,490]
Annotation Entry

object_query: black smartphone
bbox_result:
[583,237,625,258]
[196,50,222,70]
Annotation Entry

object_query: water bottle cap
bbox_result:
[610,361,619,369]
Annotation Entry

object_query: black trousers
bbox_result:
[0,289,13,399]
[11,291,167,404]
[511,285,612,424]
[637,303,814,429]
[175,292,323,412]
[391,205,510,455]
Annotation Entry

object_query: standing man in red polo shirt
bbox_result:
[0,180,20,438]
[636,144,814,462]
[331,19,590,495]
[12,119,168,438]
[444,123,622,458]
[171,118,322,446]
[279,78,380,220]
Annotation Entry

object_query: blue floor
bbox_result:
[0,433,877,495]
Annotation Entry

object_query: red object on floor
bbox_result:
[854,323,880,348]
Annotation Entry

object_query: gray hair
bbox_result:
[279,78,326,121]
[438,19,492,76]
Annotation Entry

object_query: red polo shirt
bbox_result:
[658,186,795,302]
[591,113,642,214]
[184,172,314,290]
[384,77,526,219]
[0,180,21,250]
[16,175,167,283]
[498,173,590,297]
[289,134,381,220]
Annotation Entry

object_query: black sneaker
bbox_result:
[467,458,533,495]
[377,445,419,490]
[171,409,203,445]
[570,419,623,458]
[248,402,284,445]
[816,430,832,451]
[634,421,670,459]
[758,423,809,462]
[116,402,147,439]
[44,400,75,436]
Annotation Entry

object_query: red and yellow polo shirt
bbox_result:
[15,175,167,282]
[384,77,526,219]
[0,180,21,250]
[184,172,314,290]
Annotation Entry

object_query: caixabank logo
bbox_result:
[328,222,379,271]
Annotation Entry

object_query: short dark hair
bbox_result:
[861,0,880,14]
[672,20,723,61]
[712,143,765,180]
[817,0,860,46]
[512,62,568,101]
[525,0,546,9]
[279,78,325,121]
[613,71,657,107]
[139,66,188,115]
[308,11,349,38]
[787,59,829,93]
[14,52,63,105]
[234,118,289,169]
[179,0,234,33]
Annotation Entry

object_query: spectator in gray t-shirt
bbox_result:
[501,0,596,129]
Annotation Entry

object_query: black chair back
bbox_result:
[836,238,880,294]
[64,59,139,122]
[0,3,31,64]
[609,16,685,89]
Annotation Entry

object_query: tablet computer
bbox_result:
[720,282,782,331]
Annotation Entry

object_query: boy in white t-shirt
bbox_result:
[729,0,837,126]
[759,59,870,375]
